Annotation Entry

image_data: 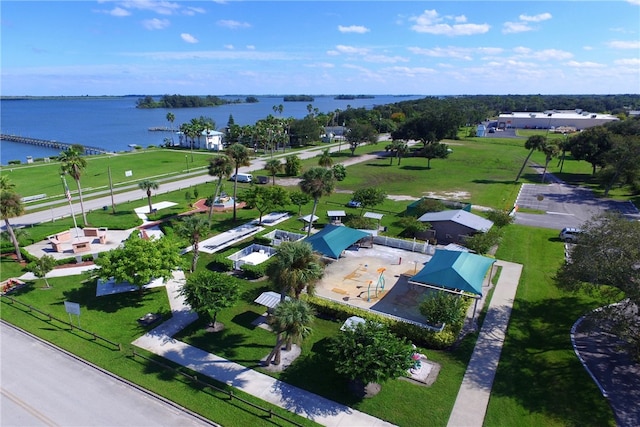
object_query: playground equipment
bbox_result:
[365,267,387,302]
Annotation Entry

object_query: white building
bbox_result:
[202,129,225,151]
[497,110,618,131]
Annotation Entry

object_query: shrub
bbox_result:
[464,228,501,255]
[398,217,428,237]
[253,235,272,246]
[304,295,460,349]
[486,209,514,228]
[332,164,347,181]
[413,199,446,217]
[344,216,376,230]
[8,160,21,165]
[207,254,233,272]
[240,262,268,280]
[419,292,467,326]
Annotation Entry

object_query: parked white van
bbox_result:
[229,173,253,183]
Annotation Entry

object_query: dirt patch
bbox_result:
[421,191,471,200]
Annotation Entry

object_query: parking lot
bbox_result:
[515,181,640,230]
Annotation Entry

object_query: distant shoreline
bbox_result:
[1,94,424,101]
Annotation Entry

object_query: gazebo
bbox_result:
[304,224,371,259]
[409,249,496,318]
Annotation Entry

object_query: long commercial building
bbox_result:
[496,110,618,131]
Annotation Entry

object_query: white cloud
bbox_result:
[110,7,131,17]
[338,25,370,34]
[334,45,370,55]
[410,10,489,36]
[305,62,335,69]
[385,66,436,76]
[217,19,251,29]
[615,58,640,66]
[519,13,552,22]
[246,45,256,50]
[454,15,467,24]
[503,22,532,34]
[517,48,573,61]
[142,18,170,30]
[565,60,605,68]
[180,33,198,44]
[183,7,206,16]
[409,46,503,61]
[224,44,234,50]
[627,0,640,5]
[119,50,293,61]
[117,0,181,16]
[363,54,408,64]
[607,40,640,49]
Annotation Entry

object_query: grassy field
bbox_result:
[2,133,631,426]
[0,148,215,200]
[0,276,317,427]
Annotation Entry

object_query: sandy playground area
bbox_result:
[316,245,437,324]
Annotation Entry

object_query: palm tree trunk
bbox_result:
[75,179,88,226]
[541,157,552,183]
[232,170,239,221]
[191,242,199,273]
[307,198,319,237]
[3,218,22,262]
[208,179,224,221]
[147,190,153,214]
[264,334,284,366]
[515,149,535,181]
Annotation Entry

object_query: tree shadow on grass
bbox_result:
[458,297,615,426]
[232,310,263,330]
[274,338,361,416]
[399,165,430,171]
[61,280,153,313]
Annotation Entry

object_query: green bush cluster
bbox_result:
[208,254,233,272]
[303,295,460,349]
[240,263,267,280]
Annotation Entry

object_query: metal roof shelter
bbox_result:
[299,214,319,223]
[418,210,492,232]
[409,249,496,297]
[304,224,371,259]
[254,291,290,309]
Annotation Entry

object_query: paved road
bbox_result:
[10,142,383,229]
[572,314,640,427]
[0,321,217,427]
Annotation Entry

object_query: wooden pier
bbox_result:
[0,134,111,155]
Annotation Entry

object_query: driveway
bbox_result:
[514,175,639,230]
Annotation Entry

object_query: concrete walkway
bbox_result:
[132,271,395,427]
[447,260,523,427]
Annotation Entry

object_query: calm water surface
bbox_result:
[0,95,424,164]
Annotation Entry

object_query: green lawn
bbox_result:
[2,134,632,426]
[1,148,217,200]
[485,225,617,426]
[0,276,316,427]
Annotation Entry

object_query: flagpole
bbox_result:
[61,175,80,239]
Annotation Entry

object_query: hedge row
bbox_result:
[303,295,463,349]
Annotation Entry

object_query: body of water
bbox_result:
[0,95,424,165]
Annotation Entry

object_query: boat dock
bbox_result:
[0,134,111,155]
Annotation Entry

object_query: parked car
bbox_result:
[346,200,362,208]
[229,173,253,183]
[559,227,582,243]
[256,175,269,184]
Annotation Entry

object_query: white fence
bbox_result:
[372,235,435,255]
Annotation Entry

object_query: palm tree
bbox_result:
[540,139,560,183]
[59,147,88,226]
[176,215,210,272]
[225,143,250,222]
[264,158,283,185]
[318,149,334,168]
[266,241,324,301]
[207,155,233,220]
[138,180,159,214]
[264,299,314,366]
[515,135,546,181]
[0,189,25,262]
[299,167,335,236]
[166,112,175,144]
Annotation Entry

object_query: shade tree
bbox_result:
[27,255,57,288]
[207,155,233,220]
[0,178,24,262]
[225,143,251,221]
[95,234,183,294]
[263,299,314,366]
[240,185,290,225]
[327,320,415,396]
[138,180,159,214]
[351,187,387,215]
[59,146,88,226]
[266,241,324,301]
[175,215,210,273]
[299,167,335,236]
[180,271,240,332]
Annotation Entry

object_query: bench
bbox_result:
[72,240,92,253]
[83,227,107,244]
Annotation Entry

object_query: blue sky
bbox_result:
[2,1,639,96]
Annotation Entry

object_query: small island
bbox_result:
[136,95,253,109]
[283,95,314,102]
[334,95,375,100]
